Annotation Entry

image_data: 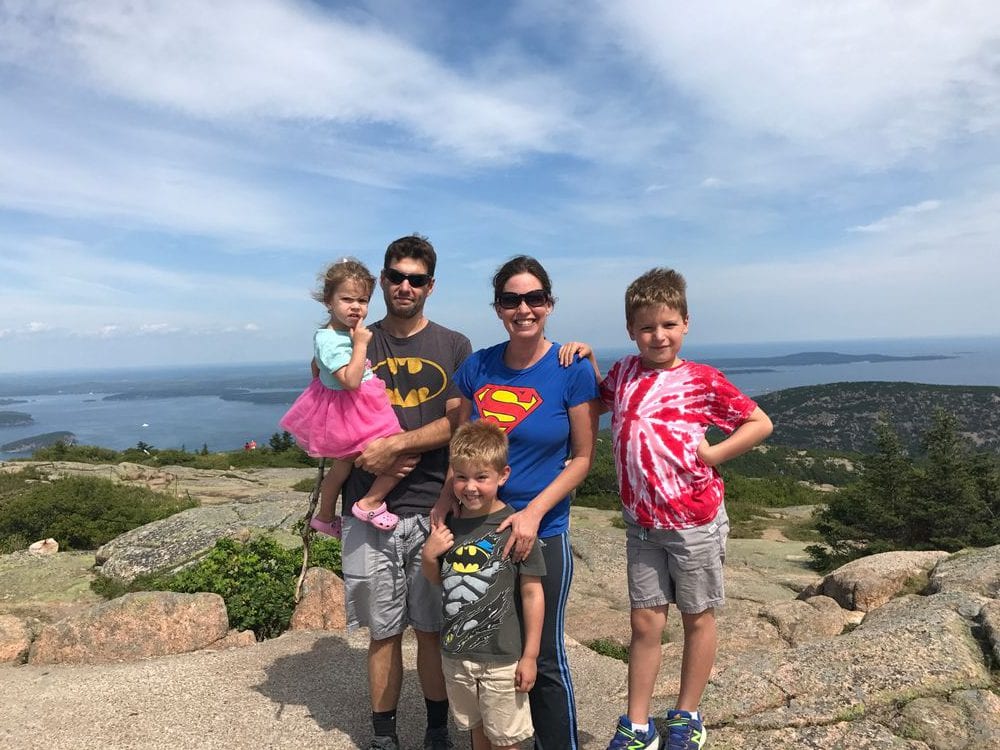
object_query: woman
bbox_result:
[434,255,599,750]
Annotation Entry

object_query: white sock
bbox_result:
[629,721,649,734]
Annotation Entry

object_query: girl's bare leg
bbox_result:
[315,458,353,522]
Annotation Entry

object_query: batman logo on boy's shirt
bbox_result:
[448,544,490,573]
[372,357,448,407]
[473,385,543,432]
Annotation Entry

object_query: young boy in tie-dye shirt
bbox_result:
[573,268,772,750]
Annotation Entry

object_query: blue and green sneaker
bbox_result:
[664,710,706,749]
[607,715,660,749]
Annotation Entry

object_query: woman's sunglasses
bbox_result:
[496,290,550,309]
[383,267,433,287]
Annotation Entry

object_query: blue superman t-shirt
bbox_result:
[454,342,599,538]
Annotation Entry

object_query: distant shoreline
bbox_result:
[0,350,964,404]
[702,352,955,369]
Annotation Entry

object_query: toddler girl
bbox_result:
[280,258,402,536]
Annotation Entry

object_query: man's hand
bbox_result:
[430,492,460,527]
[355,435,409,475]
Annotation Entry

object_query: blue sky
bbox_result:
[2,0,999,373]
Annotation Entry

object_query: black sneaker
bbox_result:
[424,726,454,750]
[368,735,400,750]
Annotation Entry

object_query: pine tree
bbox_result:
[911,410,991,549]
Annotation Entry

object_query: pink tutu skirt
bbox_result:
[279,377,401,459]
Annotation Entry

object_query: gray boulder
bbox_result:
[926,543,1000,597]
[799,549,949,611]
[95,493,308,582]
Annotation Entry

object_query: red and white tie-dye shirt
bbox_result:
[599,357,757,530]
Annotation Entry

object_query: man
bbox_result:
[341,235,471,750]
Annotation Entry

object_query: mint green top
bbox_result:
[314,328,373,390]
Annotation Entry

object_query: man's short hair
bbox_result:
[449,421,509,473]
[384,234,437,277]
[625,267,688,327]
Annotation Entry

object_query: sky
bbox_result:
[2,0,999,373]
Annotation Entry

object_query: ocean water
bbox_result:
[1,336,997,460]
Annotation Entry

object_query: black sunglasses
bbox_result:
[383,267,433,287]
[496,289,549,310]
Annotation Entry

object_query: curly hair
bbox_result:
[312,257,376,306]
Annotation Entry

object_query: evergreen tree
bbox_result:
[911,410,992,549]
[810,418,911,569]
[809,410,1000,571]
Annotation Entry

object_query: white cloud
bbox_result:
[849,200,943,233]
[599,1,1000,167]
[1,0,575,163]
[138,324,177,334]
[25,322,52,333]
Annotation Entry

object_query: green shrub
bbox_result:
[291,477,317,492]
[0,532,29,554]
[576,433,620,510]
[163,537,298,639]
[807,412,1000,572]
[28,441,316,470]
[585,637,628,662]
[0,476,195,550]
[30,443,121,463]
[106,535,344,640]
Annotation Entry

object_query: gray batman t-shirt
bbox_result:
[437,505,546,662]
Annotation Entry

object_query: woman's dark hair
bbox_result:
[491,255,554,304]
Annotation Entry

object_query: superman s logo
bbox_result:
[474,384,542,433]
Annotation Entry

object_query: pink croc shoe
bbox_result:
[351,501,399,531]
[309,516,342,539]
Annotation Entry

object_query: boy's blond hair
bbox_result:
[449,421,509,473]
[625,267,688,326]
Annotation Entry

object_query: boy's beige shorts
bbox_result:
[442,657,534,746]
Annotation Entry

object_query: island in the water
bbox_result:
[705,351,954,368]
[1,431,76,452]
[0,411,34,427]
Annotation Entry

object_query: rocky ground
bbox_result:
[1,461,998,749]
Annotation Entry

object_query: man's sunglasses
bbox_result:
[496,290,550,309]
[383,268,433,287]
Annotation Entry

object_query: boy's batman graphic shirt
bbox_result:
[437,505,546,660]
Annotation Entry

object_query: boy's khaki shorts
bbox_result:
[442,657,534,746]
[625,507,729,614]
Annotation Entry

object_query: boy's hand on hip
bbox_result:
[697,437,719,467]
